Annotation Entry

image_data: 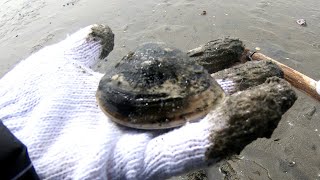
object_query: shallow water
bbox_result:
[1,0,320,179]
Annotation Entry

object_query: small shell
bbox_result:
[296,19,307,26]
[96,42,225,129]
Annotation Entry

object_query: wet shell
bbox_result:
[96,42,225,129]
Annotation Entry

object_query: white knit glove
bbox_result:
[0,24,296,180]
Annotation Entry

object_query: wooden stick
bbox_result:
[250,52,320,101]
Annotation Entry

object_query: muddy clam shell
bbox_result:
[96,42,225,129]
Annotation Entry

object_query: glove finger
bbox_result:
[59,24,114,69]
[206,77,297,160]
[187,38,247,74]
[213,60,284,95]
[187,39,285,95]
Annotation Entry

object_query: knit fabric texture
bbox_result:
[0,25,226,180]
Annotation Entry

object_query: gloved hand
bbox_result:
[0,24,296,180]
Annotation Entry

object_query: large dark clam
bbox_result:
[96,42,225,129]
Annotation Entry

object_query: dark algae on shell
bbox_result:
[96,42,225,129]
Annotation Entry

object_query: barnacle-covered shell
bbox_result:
[96,42,225,129]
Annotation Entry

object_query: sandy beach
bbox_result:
[1,0,320,179]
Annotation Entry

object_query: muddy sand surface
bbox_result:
[1,0,320,179]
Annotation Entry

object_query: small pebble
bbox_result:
[15,35,18,37]
[288,161,296,167]
[296,19,307,26]
[201,10,207,15]
[287,121,294,126]
[255,47,261,51]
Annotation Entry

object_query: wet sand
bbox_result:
[1,0,320,179]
